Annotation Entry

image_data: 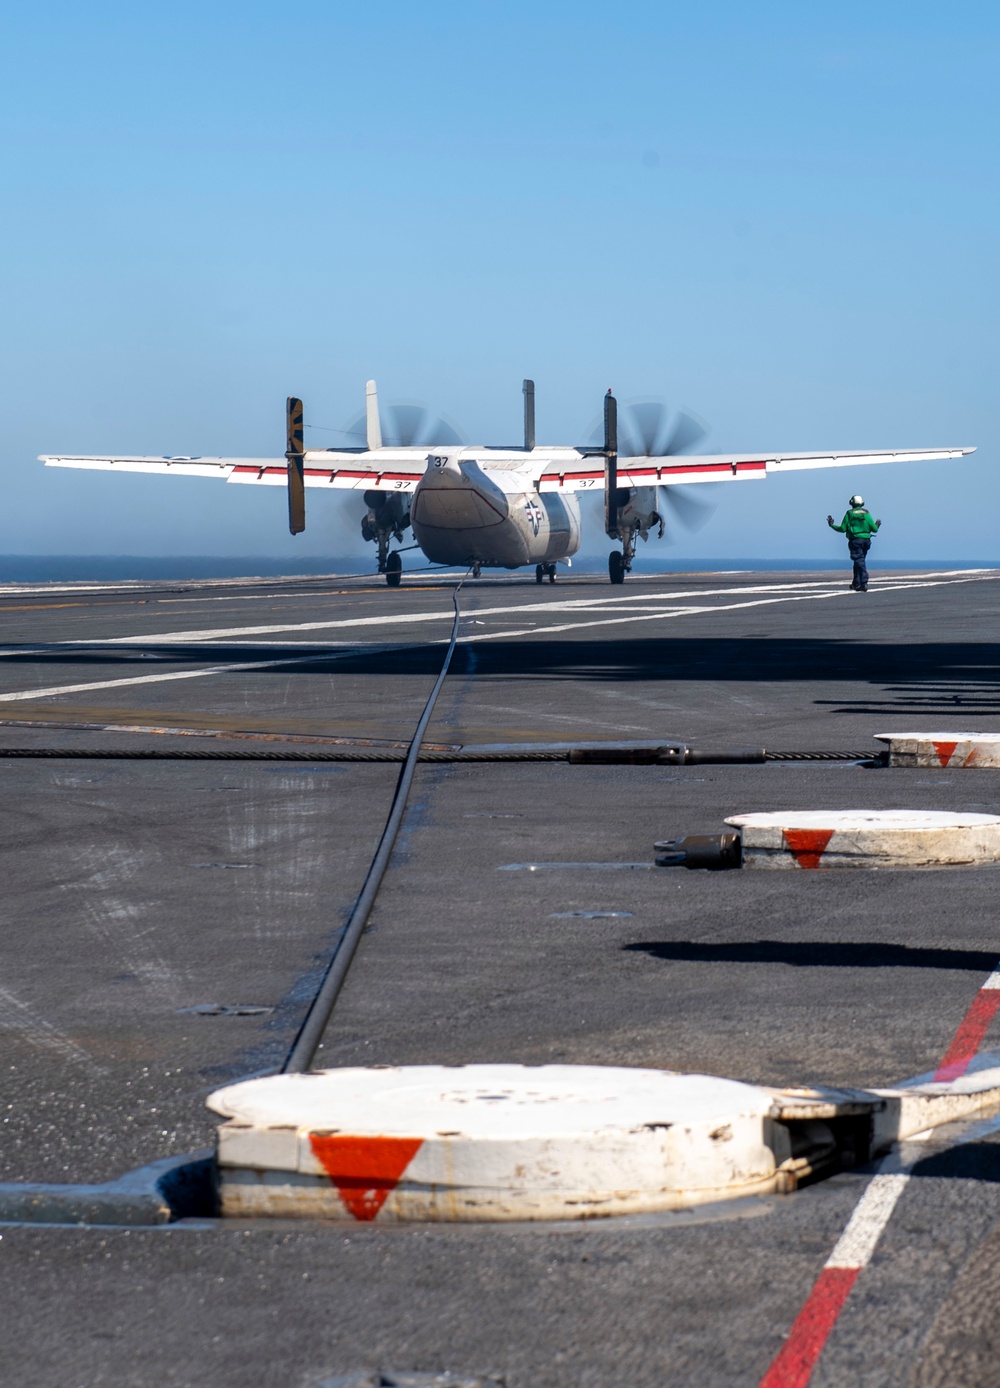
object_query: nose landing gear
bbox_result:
[385,551,402,588]
[535,564,557,584]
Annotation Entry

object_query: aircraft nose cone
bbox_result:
[412,454,510,533]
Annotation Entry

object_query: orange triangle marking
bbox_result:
[308,1134,424,1221]
[782,828,835,869]
[932,740,958,768]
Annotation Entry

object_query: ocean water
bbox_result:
[0,556,347,583]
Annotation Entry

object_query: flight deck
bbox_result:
[1,565,999,1387]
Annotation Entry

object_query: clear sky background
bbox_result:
[2,1,996,568]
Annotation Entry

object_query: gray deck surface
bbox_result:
[1,565,999,1386]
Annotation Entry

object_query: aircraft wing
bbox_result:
[43,444,977,495]
[40,453,428,492]
[536,446,976,491]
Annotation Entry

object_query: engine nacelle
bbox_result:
[615,485,663,542]
[361,490,410,544]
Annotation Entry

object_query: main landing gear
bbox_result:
[535,564,557,585]
[363,491,410,588]
[608,529,638,585]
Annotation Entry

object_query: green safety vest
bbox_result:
[831,508,879,539]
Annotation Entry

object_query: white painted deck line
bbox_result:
[0,643,415,705]
[824,1171,911,1269]
[0,567,988,601]
[0,572,994,705]
[61,569,1000,646]
[0,574,361,597]
[65,582,853,644]
[458,575,1000,646]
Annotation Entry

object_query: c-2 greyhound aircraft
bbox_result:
[41,380,975,586]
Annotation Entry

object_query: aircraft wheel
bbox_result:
[547,564,556,584]
[386,552,403,588]
[608,550,625,585]
[535,565,544,585]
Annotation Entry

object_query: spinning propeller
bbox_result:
[614,400,708,460]
[343,401,465,448]
[658,482,717,536]
[587,399,718,538]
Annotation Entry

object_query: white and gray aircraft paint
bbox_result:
[41,380,975,587]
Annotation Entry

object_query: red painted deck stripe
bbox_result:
[759,959,1000,1385]
[759,1268,860,1388]
[933,987,1000,1081]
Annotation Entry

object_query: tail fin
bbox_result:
[286,396,305,535]
[603,389,618,539]
[365,380,383,451]
[523,378,535,450]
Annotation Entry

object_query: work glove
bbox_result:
[826,514,834,525]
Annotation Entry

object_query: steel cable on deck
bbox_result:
[281,576,468,1074]
[0,746,563,762]
[0,748,883,763]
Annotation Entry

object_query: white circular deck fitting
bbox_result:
[875,731,1000,769]
[725,809,1000,870]
[208,1064,779,1222]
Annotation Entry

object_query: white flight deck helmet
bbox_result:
[850,494,864,507]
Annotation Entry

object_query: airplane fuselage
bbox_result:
[410,453,581,568]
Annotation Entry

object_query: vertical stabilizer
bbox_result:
[286,396,305,535]
[365,380,383,451]
[523,378,535,451]
[603,389,618,539]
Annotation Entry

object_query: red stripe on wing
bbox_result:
[536,459,767,486]
[230,465,418,484]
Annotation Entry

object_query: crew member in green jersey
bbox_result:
[827,495,881,591]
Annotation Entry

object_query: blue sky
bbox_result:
[2,1,996,565]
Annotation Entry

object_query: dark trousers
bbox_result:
[848,537,871,588]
